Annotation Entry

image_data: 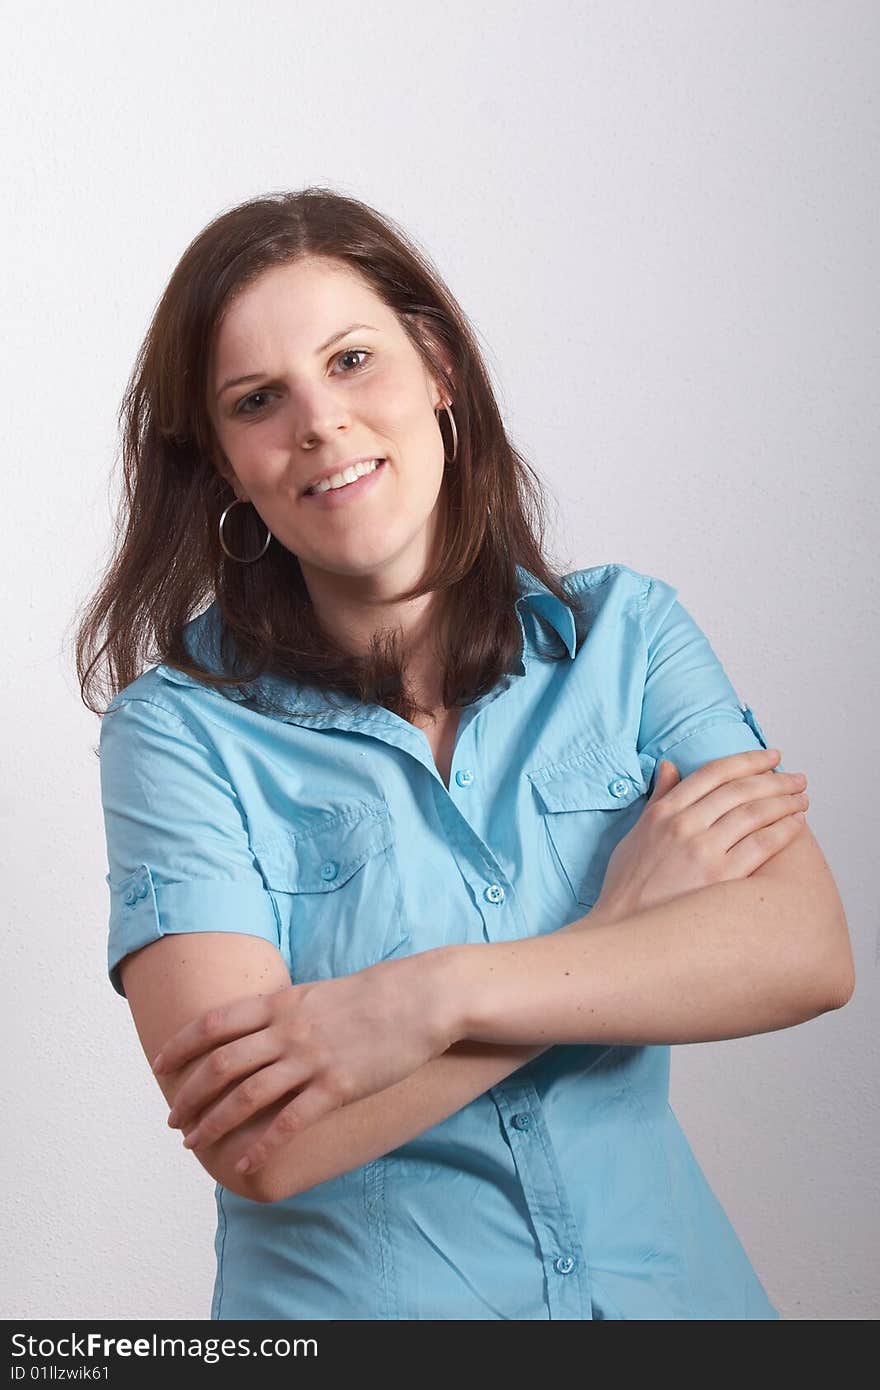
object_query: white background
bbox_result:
[2,0,877,1320]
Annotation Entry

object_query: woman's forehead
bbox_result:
[212,263,396,368]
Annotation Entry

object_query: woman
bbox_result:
[78,188,853,1320]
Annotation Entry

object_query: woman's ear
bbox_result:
[211,445,246,502]
[413,315,455,408]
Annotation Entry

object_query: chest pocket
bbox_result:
[527,742,657,907]
[251,800,411,983]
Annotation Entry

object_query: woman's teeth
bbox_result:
[308,458,384,495]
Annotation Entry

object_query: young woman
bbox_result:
[77,188,853,1320]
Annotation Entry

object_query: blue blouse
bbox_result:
[100,562,782,1320]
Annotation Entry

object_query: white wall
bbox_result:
[3,0,877,1320]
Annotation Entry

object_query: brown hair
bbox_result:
[74,186,578,725]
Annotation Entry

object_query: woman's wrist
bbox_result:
[421,943,477,1048]
[424,907,624,1047]
[421,905,624,1050]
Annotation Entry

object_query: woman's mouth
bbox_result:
[303,458,388,508]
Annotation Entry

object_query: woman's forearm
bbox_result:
[257,1035,550,1203]
[436,876,849,1049]
[253,916,598,1202]
[245,871,847,1203]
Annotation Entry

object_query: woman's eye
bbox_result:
[236,391,271,415]
[334,348,371,373]
[235,350,371,415]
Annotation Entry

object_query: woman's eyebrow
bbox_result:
[217,323,380,398]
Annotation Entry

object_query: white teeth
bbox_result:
[309,458,383,494]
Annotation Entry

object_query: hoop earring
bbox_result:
[436,400,458,464]
[218,497,273,563]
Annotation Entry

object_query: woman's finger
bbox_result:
[233,1081,342,1178]
[167,1027,281,1130]
[713,804,809,882]
[701,768,805,824]
[669,769,805,848]
[182,1057,314,1151]
[152,991,278,1075]
[715,787,810,851]
[693,776,808,846]
[654,747,783,818]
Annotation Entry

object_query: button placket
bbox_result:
[491,1078,591,1318]
[429,762,532,944]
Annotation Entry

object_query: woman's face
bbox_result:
[207,256,451,592]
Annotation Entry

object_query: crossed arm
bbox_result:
[123,818,853,1205]
[123,933,553,1204]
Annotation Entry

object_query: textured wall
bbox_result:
[3,0,877,1322]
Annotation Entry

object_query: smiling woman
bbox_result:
[203,252,458,664]
[75,186,852,1323]
[76,186,561,727]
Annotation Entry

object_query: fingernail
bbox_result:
[183,1129,201,1149]
[167,1110,178,1128]
[235,1156,251,1174]
[151,1053,165,1073]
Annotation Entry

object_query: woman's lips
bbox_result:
[303,459,388,508]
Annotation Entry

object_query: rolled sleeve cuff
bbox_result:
[647,703,786,786]
[107,863,281,998]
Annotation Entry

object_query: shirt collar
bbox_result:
[157,563,578,709]
[514,565,579,664]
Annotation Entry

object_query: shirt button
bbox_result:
[136,880,149,899]
[512,1112,532,1130]
[123,887,137,907]
[742,703,769,749]
[484,884,505,905]
[455,768,474,787]
[320,861,339,882]
[554,1255,576,1275]
[608,777,630,798]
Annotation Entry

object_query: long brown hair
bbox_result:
[74,187,578,725]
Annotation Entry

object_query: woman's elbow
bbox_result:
[824,941,856,1011]
[800,909,856,1016]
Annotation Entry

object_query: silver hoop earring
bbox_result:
[436,400,458,464]
[218,497,272,563]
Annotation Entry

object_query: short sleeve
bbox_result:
[99,697,282,999]
[637,575,786,783]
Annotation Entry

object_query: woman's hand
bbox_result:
[155,948,457,1179]
[591,746,809,926]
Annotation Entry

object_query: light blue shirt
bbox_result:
[100,562,782,1320]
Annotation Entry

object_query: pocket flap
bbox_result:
[528,742,654,813]
[252,800,394,893]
